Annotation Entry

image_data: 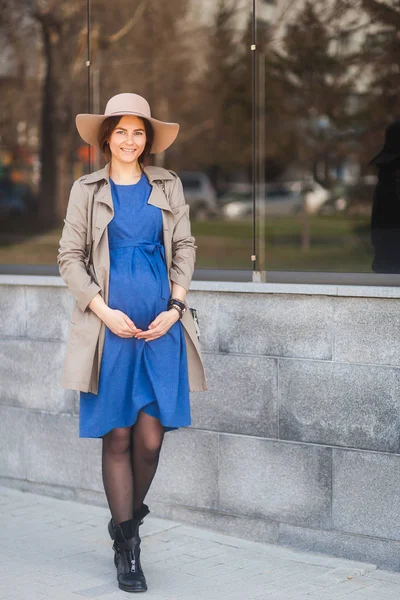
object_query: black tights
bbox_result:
[101,410,165,526]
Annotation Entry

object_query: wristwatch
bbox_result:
[168,297,187,319]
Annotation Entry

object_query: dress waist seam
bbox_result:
[109,240,164,250]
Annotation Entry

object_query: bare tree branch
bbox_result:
[176,119,214,143]
[107,0,147,44]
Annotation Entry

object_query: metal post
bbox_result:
[255,47,266,282]
[86,0,92,172]
[251,0,257,274]
[251,0,267,283]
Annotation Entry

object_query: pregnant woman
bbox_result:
[57,93,207,593]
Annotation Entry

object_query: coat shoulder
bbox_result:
[145,165,177,182]
[67,177,88,203]
[78,166,108,185]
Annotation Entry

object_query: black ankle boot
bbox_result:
[108,503,150,592]
[108,504,150,569]
[114,519,147,593]
[107,520,120,568]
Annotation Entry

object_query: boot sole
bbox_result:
[118,582,148,593]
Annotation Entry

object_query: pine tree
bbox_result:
[272,1,356,183]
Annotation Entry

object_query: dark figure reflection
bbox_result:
[370,121,400,273]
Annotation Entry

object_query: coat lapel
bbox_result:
[92,183,114,254]
[87,163,174,262]
[146,178,174,214]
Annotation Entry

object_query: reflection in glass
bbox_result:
[1,0,400,278]
[90,0,255,270]
[252,0,399,274]
[0,0,255,271]
[370,121,400,274]
[0,2,88,266]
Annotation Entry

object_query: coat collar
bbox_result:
[81,163,175,185]
[81,163,174,214]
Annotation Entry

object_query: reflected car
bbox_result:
[298,180,331,213]
[0,181,31,220]
[220,180,331,220]
[320,181,375,214]
[265,184,304,215]
[220,185,303,220]
[178,171,218,220]
[220,192,252,219]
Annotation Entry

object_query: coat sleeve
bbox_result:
[168,174,197,292]
[57,180,101,313]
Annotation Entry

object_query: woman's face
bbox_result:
[108,115,147,165]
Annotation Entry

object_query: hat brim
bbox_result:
[369,149,400,166]
[75,112,179,154]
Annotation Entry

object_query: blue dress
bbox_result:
[79,172,191,438]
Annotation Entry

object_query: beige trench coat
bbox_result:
[57,163,208,394]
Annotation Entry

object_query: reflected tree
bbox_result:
[0,0,193,225]
[272,1,357,185]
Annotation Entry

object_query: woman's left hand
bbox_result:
[134,309,180,342]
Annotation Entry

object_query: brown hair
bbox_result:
[98,115,155,164]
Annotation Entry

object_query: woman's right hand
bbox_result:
[102,308,142,338]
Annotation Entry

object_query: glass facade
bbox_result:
[0,0,399,281]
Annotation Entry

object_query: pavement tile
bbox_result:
[1,485,399,600]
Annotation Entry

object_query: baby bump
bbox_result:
[108,243,170,328]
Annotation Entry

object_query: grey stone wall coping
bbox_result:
[2,274,400,299]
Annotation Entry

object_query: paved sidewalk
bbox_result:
[1,487,400,599]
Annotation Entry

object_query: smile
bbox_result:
[121,148,136,153]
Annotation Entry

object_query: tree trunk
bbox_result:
[37,21,58,227]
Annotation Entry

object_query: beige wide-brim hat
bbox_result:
[75,93,179,154]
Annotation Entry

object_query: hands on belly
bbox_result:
[103,307,179,341]
[134,309,180,342]
[102,308,143,338]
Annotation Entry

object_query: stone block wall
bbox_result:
[1,276,400,570]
